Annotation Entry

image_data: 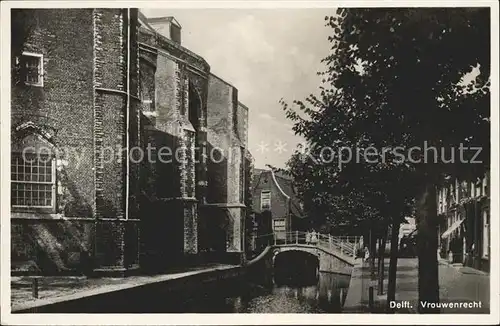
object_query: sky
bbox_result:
[141,8,334,169]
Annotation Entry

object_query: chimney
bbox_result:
[147,16,182,45]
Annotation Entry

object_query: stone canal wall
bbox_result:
[13,246,356,313]
[13,265,245,313]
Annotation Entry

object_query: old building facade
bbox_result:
[437,172,490,272]
[11,8,141,275]
[10,9,251,275]
[137,14,210,269]
[251,168,304,251]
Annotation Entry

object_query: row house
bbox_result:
[437,172,490,272]
[10,8,251,275]
[250,168,304,251]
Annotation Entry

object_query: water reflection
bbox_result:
[167,272,350,313]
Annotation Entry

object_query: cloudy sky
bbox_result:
[141,8,334,169]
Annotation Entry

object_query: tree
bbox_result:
[283,8,489,313]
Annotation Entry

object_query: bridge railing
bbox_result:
[253,231,361,259]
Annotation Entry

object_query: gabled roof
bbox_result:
[253,168,305,218]
[272,171,304,218]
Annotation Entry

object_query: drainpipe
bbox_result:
[125,8,131,221]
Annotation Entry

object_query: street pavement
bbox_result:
[344,257,489,313]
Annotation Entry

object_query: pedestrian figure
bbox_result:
[465,243,475,267]
[311,230,318,245]
[364,246,370,262]
[306,231,311,244]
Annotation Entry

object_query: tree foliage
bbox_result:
[282,8,490,310]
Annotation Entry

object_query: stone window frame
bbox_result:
[11,122,58,215]
[19,52,44,87]
[11,151,57,214]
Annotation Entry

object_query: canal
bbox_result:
[161,271,351,313]
[14,250,352,313]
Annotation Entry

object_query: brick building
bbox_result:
[203,75,249,260]
[137,13,210,269]
[437,172,490,272]
[137,13,250,266]
[11,9,142,275]
[251,168,304,250]
[10,9,251,275]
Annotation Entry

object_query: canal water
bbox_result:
[163,272,351,313]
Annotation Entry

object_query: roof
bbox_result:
[252,168,304,218]
[138,11,210,72]
[138,10,155,32]
[147,16,182,28]
[273,173,304,218]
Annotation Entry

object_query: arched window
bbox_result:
[11,122,56,212]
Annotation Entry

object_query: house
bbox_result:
[437,172,490,272]
[251,168,304,249]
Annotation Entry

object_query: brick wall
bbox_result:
[244,151,256,253]
[138,21,212,260]
[11,9,96,274]
[188,73,208,205]
[252,170,291,242]
[93,9,141,272]
[11,9,95,216]
[11,9,141,275]
[11,218,95,273]
[10,9,252,274]
[205,74,248,254]
[206,75,232,203]
[94,9,128,218]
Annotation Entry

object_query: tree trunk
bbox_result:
[386,220,400,312]
[416,182,440,313]
[377,225,388,295]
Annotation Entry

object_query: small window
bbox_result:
[273,218,286,232]
[11,152,55,208]
[20,52,44,87]
[260,190,271,210]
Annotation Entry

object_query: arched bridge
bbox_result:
[247,232,361,277]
